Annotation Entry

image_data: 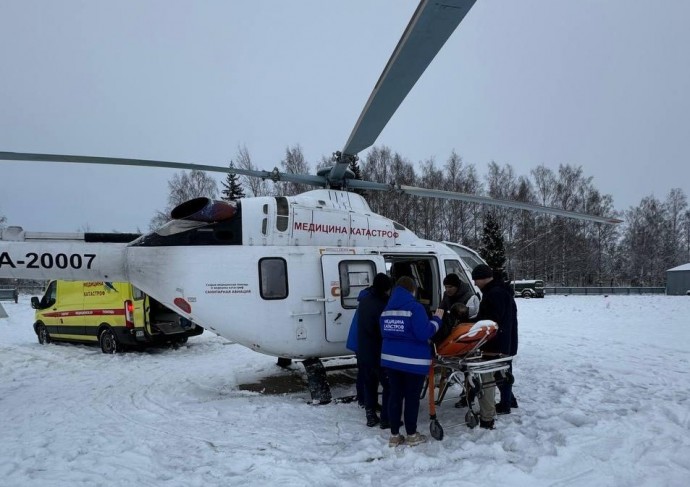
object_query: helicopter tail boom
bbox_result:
[0,227,129,282]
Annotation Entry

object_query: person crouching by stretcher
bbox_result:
[438,273,480,335]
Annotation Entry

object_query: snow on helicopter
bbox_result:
[0,0,620,402]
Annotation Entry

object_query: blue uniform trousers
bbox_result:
[386,368,426,436]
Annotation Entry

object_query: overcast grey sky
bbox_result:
[1,0,689,232]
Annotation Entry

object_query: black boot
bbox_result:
[479,419,495,430]
[366,409,380,427]
[495,403,511,415]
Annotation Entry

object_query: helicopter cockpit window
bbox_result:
[444,260,471,286]
[338,260,376,308]
[275,197,289,232]
[154,219,209,236]
[259,257,288,300]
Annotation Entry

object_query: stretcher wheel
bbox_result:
[465,410,478,429]
[430,419,444,441]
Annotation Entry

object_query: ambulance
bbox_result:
[31,280,203,353]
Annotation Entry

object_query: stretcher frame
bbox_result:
[422,321,514,440]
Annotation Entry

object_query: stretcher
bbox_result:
[422,320,514,440]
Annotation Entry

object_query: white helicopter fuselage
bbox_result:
[0,189,474,359]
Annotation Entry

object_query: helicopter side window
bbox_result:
[262,204,268,235]
[338,260,376,309]
[275,197,289,232]
[259,257,288,300]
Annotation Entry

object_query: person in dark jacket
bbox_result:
[346,289,368,407]
[380,276,443,447]
[436,273,480,342]
[471,264,518,428]
[356,273,392,427]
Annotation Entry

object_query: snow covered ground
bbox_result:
[1,295,689,487]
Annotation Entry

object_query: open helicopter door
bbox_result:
[321,253,386,342]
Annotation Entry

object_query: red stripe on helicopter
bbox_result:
[42,309,126,318]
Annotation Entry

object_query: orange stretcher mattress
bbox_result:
[436,320,498,357]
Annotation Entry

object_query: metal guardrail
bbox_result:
[0,288,19,303]
[544,287,666,296]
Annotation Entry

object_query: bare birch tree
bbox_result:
[275,144,311,196]
[149,170,218,230]
[235,145,272,197]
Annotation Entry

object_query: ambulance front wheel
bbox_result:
[36,323,51,345]
[99,327,122,354]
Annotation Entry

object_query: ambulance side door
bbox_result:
[57,281,85,337]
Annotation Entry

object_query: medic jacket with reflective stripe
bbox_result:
[380,286,441,375]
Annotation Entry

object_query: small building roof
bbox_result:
[667,263,690,272]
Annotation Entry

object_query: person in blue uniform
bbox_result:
[380,276,442,447]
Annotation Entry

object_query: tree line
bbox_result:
[142,143,688,287]
[1,144,687,288]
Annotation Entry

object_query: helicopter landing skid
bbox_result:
[302,358,333,404]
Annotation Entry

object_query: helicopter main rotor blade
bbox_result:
[0,151,328,187]
[345,179,622,224]
[330,0,477,183]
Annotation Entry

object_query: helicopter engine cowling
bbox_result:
[170,198,237,223]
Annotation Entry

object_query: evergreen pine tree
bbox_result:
[479,211,506,272]
[348,156,366,196]
[221,163,246,201]
[348,157,363,180]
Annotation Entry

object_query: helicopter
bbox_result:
[0,0,620,403]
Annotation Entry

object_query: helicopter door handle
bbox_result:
[334,313,342,321]
[302,297,335,303]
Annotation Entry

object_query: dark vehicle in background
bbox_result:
[512,279,545,298]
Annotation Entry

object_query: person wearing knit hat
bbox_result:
[380,276,443,447]
[442,273,462,288]
[437,273,480,343]
[373,272,393,294]
[472,263,518,428]
[355,273,392,429]
[471,264,494,281]
[439,270,482,408]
